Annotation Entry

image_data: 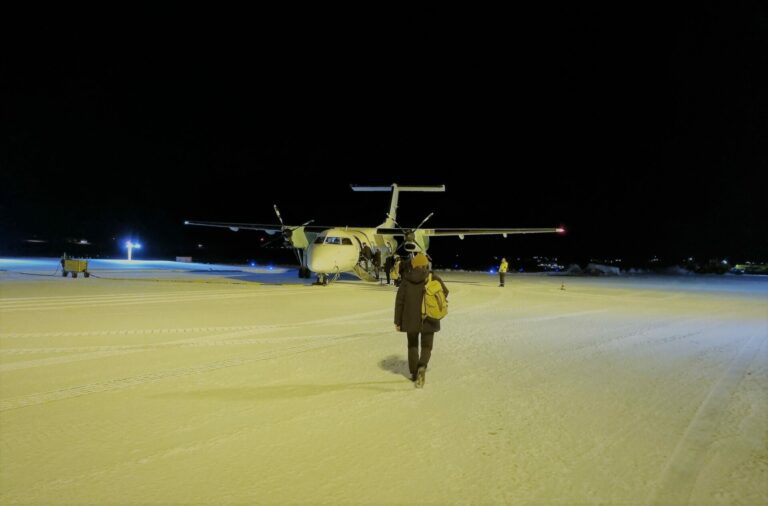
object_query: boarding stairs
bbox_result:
[353,260,380,282]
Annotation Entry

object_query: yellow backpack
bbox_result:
[422,273,448,321]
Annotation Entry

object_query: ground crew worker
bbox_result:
[392,256,401,286]
[499,257,509,287]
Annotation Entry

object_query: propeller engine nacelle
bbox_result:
[403,240,421,252]
[269,204,313,249]
[390,212,432,255]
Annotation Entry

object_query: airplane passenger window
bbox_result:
[325,237,342,245]
[341,238,352,245]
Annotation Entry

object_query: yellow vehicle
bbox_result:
[61,258,90,278]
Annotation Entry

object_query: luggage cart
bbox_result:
[61,259,90,278]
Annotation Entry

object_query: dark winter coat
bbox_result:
[394,268,449,333]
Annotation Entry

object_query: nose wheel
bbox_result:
[312,267,340,286]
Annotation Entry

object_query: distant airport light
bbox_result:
[125,241,142,261]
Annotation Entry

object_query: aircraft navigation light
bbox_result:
[556,227,566,234]
[125,241,142,261]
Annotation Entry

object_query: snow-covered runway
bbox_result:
[1,259,766,504]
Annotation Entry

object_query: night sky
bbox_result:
[2,7,766,269]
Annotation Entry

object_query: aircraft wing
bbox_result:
[375,227,565,237]
[425,227,564,237]
[184,220,330,234]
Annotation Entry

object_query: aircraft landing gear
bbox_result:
[313,273,328,286]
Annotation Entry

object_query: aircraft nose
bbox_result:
[307,245,334,273]
[307,245,358,273]
[307,256,327,273]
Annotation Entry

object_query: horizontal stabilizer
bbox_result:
[352,184,445,228]
[350,184,445,192]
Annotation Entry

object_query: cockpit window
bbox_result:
[314,236,352,245]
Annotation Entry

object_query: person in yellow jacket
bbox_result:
[391,255,401,286]
[499,257,509,287]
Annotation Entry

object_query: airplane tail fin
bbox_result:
[351,184,446,227]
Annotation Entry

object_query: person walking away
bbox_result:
[384,253,395,285]
[499,257,509,287]
[394,253,449,388]
[392,255,401,287]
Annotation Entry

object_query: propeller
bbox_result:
[262,205,314,248]
[263,205,315,278]
[388,212,433,253]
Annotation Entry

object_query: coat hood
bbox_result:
[404,268,429,284]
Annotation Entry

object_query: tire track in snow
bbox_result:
[483,319,751,503]
[0,288,246,303]
[0,288,497,386]
[517,309,608,322]
[0,331,383,411]
[647,332,766,505]
[0,289,313,312]
[0,307,394,371]
[0,325,265,340]
[0,289,250,307]
[0,303,393,340]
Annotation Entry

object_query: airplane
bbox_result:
[184,184,565,284]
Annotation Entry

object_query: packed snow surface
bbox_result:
[1,258,766,504]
